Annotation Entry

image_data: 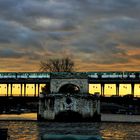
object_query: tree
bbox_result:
[40,57,75,72]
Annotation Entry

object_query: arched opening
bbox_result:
[58,84,80,94]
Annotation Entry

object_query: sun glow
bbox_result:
[119,84,131,96]
[134,84,140,97]
[89,84,101,94]
[104,84,116,97]
[0,84,46,96]
[89,84,140,97]
[0,84,7,96]
[0,83,140,97]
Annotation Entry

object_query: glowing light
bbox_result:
[0,84,46,96]
[0,84,7,96]
[104,84,116,97]
[89,84,101,94]
[12,84,21,96]
[134,84,140,97]
[119,84,131,96]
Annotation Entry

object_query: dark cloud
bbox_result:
[0,48,42,61]
[0,48,24,58]
[121,36,140,48]
[0,0,140,71]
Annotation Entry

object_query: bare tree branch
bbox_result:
[40,57,75,72]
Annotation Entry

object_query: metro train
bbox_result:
[0,72,139,79]
[0,72,50,79]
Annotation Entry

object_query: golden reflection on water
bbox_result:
[0,114,38,139]
[100,123,140,140]
[0,120,140,140]
[0,114,140,140]
[0,113,37,120]
[7,121,39,140]
[101,128,127,139]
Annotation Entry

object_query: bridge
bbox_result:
[0,71,140,115]
[0,72,50,97]
[0,72,140,97]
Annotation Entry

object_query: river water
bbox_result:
[0,114,140,140]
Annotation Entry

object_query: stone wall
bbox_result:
[38,94,101,121]
[50,79,88,93]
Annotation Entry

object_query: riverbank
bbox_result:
[0,113,140,123]
[101,113,140,123]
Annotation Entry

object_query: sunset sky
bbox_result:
[0,0,140,72]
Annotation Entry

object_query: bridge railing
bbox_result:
[0,72,50,79]
[0,72,139,79]
[88,72,140,79]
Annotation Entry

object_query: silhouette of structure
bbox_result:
[38,72,101,121]
[0,72,140,114]
[0,72,139,97]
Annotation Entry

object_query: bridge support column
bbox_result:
[20,84,22,96]
[24,84,26,97]
[116,83,119,96]
[10,84,12,96]
[101,83,104,96]
[34,84,36,97]
[131,83,134,97]
[7,84,9,96]
[38,84,40,96]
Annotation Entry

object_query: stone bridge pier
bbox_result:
[38,73,101,122]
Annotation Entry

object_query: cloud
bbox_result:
[0,48,25,58]
[0,0,140,71]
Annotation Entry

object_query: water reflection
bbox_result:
[0,120,140,140]
[38,122,101,136]
[101,123,127,139]
[0,121,39,140]
[101,123,140,140]
[0,113,37,120]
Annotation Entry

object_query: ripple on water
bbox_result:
[0,121,140,140]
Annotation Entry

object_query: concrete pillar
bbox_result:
[7,84,9,96]
[10,84,12,96]
[38,84,40,95]
[101,83,104,96]
[24,84,26,96]
[20,84,22,96]
[34,84,36,97]
[131,83,134,97]
[116,83,119,96]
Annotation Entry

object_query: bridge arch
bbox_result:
[51,79,88,93]
[58,83,80,94]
